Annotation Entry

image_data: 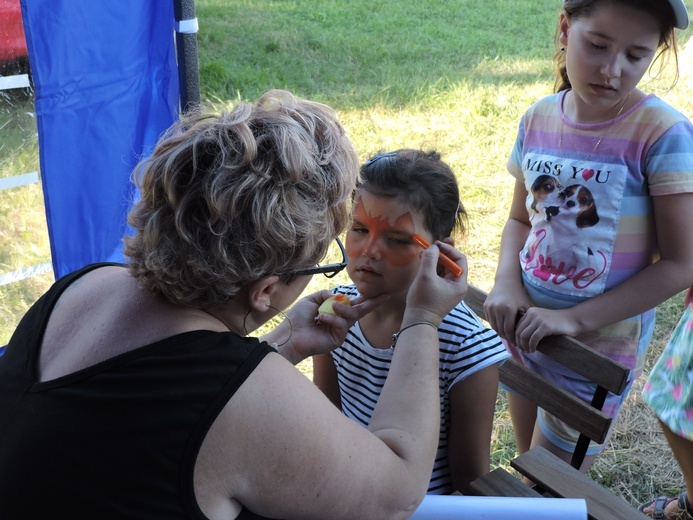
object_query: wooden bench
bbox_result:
[464,285,648,520]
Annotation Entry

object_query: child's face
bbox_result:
[559,3,660,120]
[345,189,432,300]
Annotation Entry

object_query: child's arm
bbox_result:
[515,192,693,351]
[312,352,342,409]
[484,180,534,342]
[446,364,499,494]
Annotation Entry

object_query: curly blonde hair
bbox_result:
[124,90,358,308]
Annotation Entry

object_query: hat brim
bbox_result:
[669,0,689,30]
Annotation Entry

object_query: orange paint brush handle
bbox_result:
[411,234,464,277]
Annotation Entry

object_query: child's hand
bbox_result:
[514,307,581,352]
[277,290,389,363]
[484,283,532,345]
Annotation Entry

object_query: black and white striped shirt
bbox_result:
[330,285,509,494]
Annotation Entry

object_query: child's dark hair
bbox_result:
[553,0,679,93]
[358,149,466,241]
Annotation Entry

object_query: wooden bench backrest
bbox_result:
[466,284,646,517]
[463,284,630,446]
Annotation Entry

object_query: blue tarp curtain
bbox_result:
[20,0,180,279]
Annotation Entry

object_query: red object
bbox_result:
[411,234,464,278]
[0,0,28,63]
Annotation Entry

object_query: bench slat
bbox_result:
[510,447,649,520]
[500,360,613,444]
[469,467,544,498]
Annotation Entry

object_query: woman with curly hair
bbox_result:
[0,90,468,520]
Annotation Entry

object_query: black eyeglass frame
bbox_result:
[279,237,348,278]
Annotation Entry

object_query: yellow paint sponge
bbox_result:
[317,294,351,315]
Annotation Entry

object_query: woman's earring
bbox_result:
[268,305,293,347]
[243,306,293,346]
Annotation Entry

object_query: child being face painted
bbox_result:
[346,190,432,301]
[313,149,509,495]
[346,151,461,302]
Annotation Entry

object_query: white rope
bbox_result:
[0,74,30,91]
[0,262,53,287]
[0,171,39,191]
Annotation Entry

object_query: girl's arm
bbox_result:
[484,180,534,342]
[312,352,342,409]
[515,192,693,351]
[446,364,499,494]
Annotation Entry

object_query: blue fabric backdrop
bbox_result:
[20,0,180,279]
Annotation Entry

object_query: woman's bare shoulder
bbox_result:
[38,265,212,380]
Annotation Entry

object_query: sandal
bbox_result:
[639,492,693,519]
[640,496,677,519]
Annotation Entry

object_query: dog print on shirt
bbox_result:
[521,158,626,297]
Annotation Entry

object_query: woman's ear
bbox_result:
[247,275,280,313]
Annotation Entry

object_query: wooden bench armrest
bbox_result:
[510,446,649,520]
[464,284,629,395]
[500,359,613,444]
[470,467,544,498]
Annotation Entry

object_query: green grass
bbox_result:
[197,0,557,108]
[0,88,51,346]
[2,0,693,506]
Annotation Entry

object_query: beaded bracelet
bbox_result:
[390,321,438,350]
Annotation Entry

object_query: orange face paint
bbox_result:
[346,194,420,267]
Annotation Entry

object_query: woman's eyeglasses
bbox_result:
[279,237,347,278]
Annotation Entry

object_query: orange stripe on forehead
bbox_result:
[352,195,416,233]
[348,195,420,267]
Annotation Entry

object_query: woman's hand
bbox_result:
[404,242,469,326]
[273,291,389,364]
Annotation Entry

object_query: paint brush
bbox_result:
[411,234,464,278]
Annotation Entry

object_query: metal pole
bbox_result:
[173,0,201,113]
